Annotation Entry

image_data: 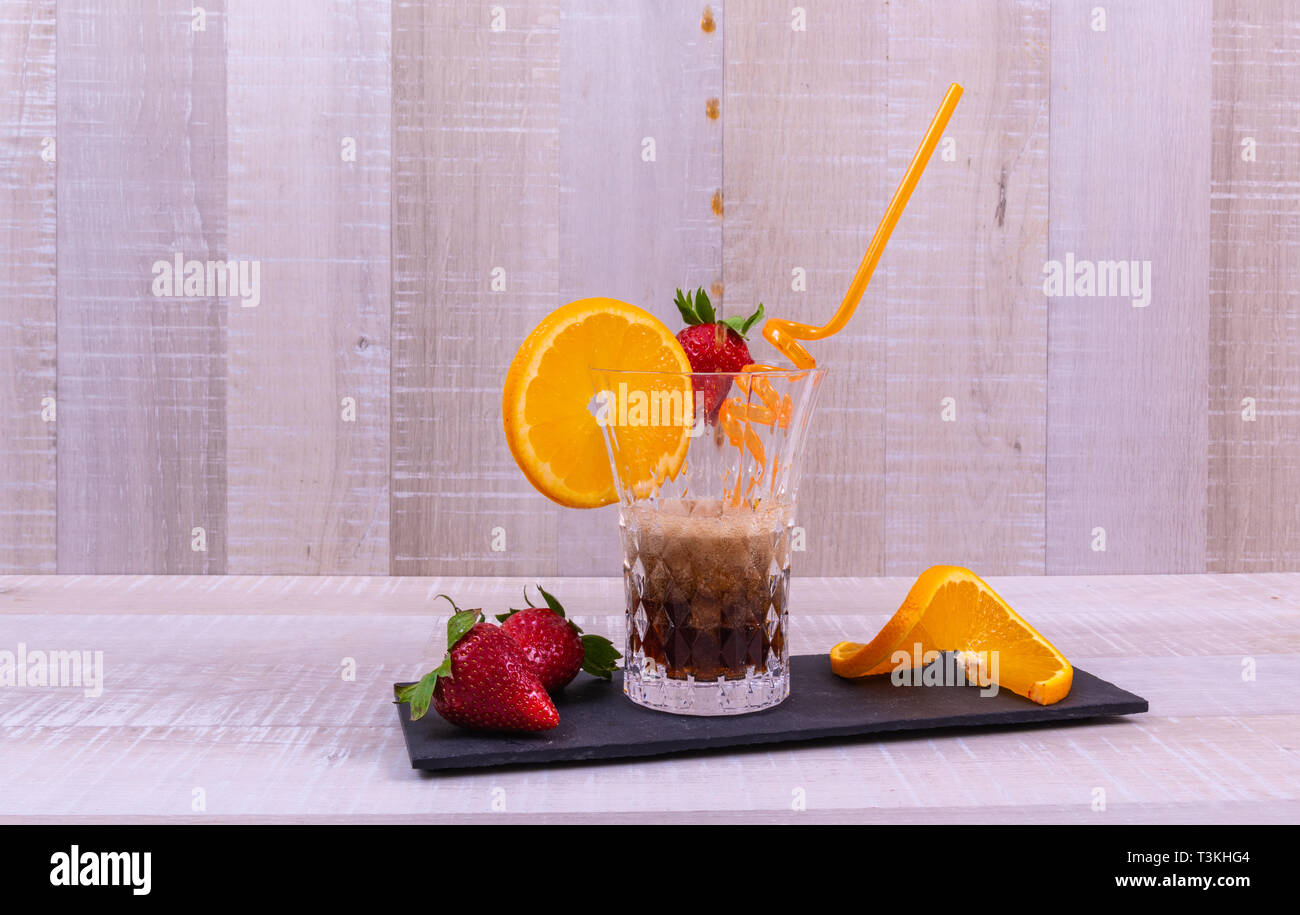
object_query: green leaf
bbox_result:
[580,635,621,679]
[446,608,482,649]
[673,288,697,325]
[496,589,532,622]
[539,584,584,632]
[393,657,451,721]
[535,584,566,618]
[694,286,715,324]
[719,303,765,339]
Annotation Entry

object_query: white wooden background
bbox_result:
[1,0,1297,577]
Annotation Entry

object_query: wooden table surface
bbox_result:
[1,573,1296,824]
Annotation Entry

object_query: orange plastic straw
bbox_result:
[755,82,964,370]
[716,83,963,505]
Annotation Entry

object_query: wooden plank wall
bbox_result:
[56,0,229,573]
[1047,0,1212,574]
[884,0,1049,577]
[391,1,561,575]
[0,0,1295,577]
[1208,0,1300,571]
[556,1,724,576]
[724,0,889,576]
[226,1,391,574]
[0,0,56,573]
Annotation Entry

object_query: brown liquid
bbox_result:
[623,500,791,680]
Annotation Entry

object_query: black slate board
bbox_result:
[394,654,1147,772]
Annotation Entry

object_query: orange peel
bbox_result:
[830,565,1074,706]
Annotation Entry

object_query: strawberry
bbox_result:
[497,585,621,692]
[673,287,765,420]
[395,596,558,732]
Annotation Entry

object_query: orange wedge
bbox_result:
[830,566,1073,705]
[503,297,693,508]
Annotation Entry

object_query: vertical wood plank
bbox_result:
[392,0,561,574]
[724,0,888,575]
[1208,0,1300,571]
[0,0,56,572]
[555,1,724,575]
[225,0,391,573]
[1047,0,1211,573]
[56,0,227,573]
[884,0,1050,576]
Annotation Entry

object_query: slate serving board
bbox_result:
[394,653,1147,772]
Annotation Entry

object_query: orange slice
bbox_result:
[829,566,1073,705]
[503,297,693,508]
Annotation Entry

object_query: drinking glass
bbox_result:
[588,366,826,715]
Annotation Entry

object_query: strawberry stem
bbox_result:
[675,287,763,339]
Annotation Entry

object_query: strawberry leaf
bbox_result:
[496,589,532,623]
[675,286,760,341]
[580,635,621,679]
[394,657,451,721]
[433,594,483,648]
[694,286,716,324]
[535,584,566,618]
[720,303,764,339]
[539,584,584,632]
[446,608,482,649]
[497,586,579,629]
[674,288,699,325]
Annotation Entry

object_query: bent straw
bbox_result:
[719,83,963,504]
[756,82,964,368]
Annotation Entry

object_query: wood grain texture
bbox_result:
[0,573,1295,822]
[554,0,725,575]
[0,2,1297,576]
[0,0,56,572]
[391,0,561,575]
[56,0,228,573]
[225,0,391,573]
[1047,0,1212,574]
[1208,0,1300,571]
[884,0,1049,576]
[723,0,889,576]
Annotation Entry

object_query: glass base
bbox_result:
[623,661,789,716]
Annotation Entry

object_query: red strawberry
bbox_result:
[673,287,764,420]
[395,596,558,732]
[498,585,621,692]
